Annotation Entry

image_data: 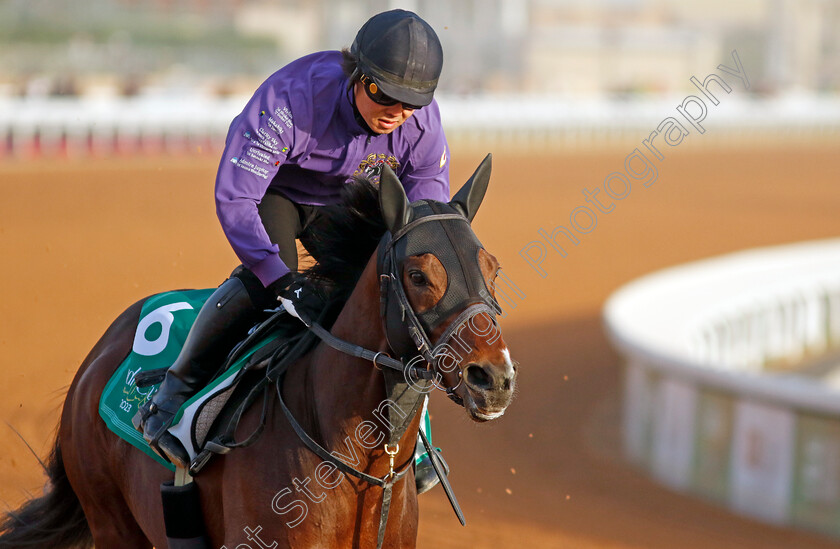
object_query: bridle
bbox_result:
[275,203,502,548]
[376,209,502,403]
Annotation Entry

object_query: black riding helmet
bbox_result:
[350,9,443,108]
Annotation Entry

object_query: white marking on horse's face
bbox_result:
[501,347,516,379]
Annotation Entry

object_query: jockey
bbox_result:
[135,9,450,493]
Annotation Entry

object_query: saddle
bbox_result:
[149,315,319,474]
[98,289,328,473]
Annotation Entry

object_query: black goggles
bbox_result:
[360,74,423,111]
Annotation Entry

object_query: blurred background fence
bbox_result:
[2,94,840,158]
[605,239,840,538]
[2,0,840,156]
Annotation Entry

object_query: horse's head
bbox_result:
[377,155,517,422]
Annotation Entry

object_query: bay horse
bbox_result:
[0,155,517,548]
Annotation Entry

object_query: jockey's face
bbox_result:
[354,82,415,134]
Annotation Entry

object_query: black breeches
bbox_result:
[232,190,325,309]
[257,190,322,272]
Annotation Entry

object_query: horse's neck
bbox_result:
[304,257,421,471]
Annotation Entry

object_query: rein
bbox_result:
[274,367,418,549]
[273,317,432,549]
[305,321,433,382]
[279,211,499,547]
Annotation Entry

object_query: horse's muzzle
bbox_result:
[460,357,517,423]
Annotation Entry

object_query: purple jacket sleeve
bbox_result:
[400,102,451,203]
[215,79,305,287]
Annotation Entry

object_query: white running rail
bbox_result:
[1,95,839,157]
[604,237,840,537]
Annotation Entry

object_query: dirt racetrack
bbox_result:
[1,141,839,548]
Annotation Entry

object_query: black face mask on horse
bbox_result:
[376,158,503,403]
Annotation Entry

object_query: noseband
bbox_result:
[276,203,500,548]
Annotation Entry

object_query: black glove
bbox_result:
[272,275,326,326]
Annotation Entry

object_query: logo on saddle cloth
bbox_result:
[354,153,399,183]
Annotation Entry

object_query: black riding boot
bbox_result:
[133,277,259,468]
[414,435,450,494]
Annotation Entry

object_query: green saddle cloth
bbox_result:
[98,289,274,470]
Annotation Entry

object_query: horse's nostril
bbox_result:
[465,364,493,390]
[503,377,512,391]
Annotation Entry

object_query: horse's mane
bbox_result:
[298,177,386,304]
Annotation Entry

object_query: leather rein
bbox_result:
[275,212,496,547]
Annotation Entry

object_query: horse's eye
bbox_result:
[408,270,428,286]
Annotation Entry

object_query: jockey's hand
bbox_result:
[272,275,325,327]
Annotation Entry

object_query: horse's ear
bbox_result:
[379,165,411,234]
[449,153,492,222]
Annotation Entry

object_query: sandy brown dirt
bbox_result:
[1,142,839,548]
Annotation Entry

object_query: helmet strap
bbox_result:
[347,67,360,92]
